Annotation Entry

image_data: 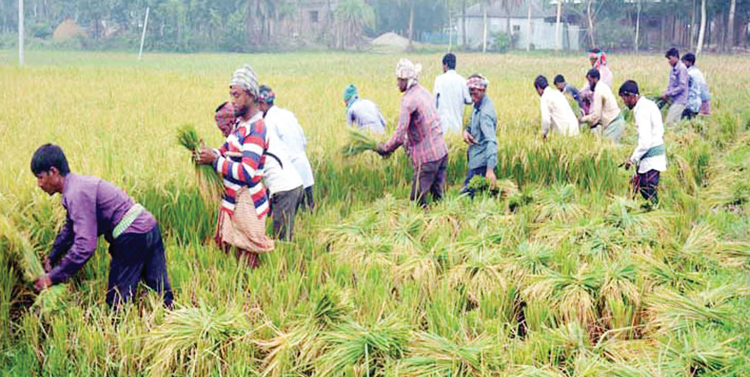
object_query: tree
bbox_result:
[334,0,375,49]
[728,0,736,50]
[555,0,562,50]
[696,0,705,54]
[500,0,523,47]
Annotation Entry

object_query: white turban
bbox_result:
[396,58,422,89]
[230,64,259,97]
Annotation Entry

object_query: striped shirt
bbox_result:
[213,112,269,218]
[382,84,447,166]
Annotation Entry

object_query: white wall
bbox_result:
[458,16,580,51]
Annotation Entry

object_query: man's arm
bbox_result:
[48,217,74,266]
[480,111,498,170]
[581,88,603,125]
[47,193,99,285]
[215,123,266,185]
[540,95,552,137]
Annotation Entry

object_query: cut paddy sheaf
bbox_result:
[2,53,750,375]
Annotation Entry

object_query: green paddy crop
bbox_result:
[1,50,749,375]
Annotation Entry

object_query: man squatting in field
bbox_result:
[375,58,448,207]
[215,98,304,241]
[259,85,316,212]
[619,80,667,205]
[535,75,580,140]
[579,69,626,144]
[461,74,498,197]
[196,64,274,268]
[31,144,173,309]
[343,84,387,135]
[681,52,712,118]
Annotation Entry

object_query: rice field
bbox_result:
[1,50,750,376]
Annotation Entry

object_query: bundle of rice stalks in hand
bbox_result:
[142,304,256,376]
[177,124,224,204]
[0,217,68,317]
[341,127,380,157]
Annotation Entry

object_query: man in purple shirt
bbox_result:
[376,58,448,207]
[31,144,173,309]
[662,47,689,126]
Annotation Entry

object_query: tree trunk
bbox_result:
[408,0,415,48]
[696,0,705,54]
[728,0,736,51]
[555,0,562,51]
[526,0,532,51]
[690,0,697,46]
[634,0,641,52]
[482,1,487,53]
[587,0,595,47]
[505,4,511,50]
[462,0,467,47]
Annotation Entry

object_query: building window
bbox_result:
[513,25,521,32]
[310,10,319,24]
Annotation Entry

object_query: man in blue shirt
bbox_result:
[462,74,498,197]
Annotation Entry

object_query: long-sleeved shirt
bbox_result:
[686,66,710,113]
[581,82,620,128]
[382,84,448,167]
[466,95,498,170]
[563,83,584,110]
[264,105,315,188]
[347,98,386,134]
[540,87,580,137]
[665,61,689,106]
[48,173,156,285]
[630,97,667,174]
[263,132,303,197]
[214,111,270,218]
[433,69,472,133]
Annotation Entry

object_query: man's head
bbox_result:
[553,74,566,92]
[215,102,237,137]
[396,58,421,93]
[665,48,680,67]
[534,75,548,96]
[229,64,260,119]
[31,144,69,196]
[618,80,640,109]
[588,48,601,66]
[682,52,696,68]
[258,85,275,115]
[343,84,358,106]
[467,74,489,104]
[586,69,600,90]
[442,53,456,72]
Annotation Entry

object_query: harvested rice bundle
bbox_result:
[142,304,254,376]
[176,124,225,204]
[0,217,68,317]
[341,127,380,157]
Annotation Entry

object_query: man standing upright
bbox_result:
[462,74,498,197]
[377,58,448,207]
[258,85,316,212]
[619,80,667,205]
[433,53,472,134]
[662,47,689,126]
[536,75,580,140]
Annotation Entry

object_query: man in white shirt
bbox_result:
[580,69,625,144]
[258,85,316,212]
[534,75,580,140]
[213,101,304,241]
[619,80,667,206]
[433,53,472,134]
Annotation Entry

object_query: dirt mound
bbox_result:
[53,19,81,42]
[371,32,416,53]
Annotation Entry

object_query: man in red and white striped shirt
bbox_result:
[377,58,448,207]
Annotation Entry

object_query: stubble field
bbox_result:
[1,50,750,376]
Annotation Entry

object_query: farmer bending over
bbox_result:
[619,80,667,205]
[462,74,498,197]
[31,144,173,309]
[375,58,448,207]
[580,69,625,143]
[343,84,387,135]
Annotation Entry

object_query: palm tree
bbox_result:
[727,0,736,51]
[500,0,523,48]
[334,0,375,49]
